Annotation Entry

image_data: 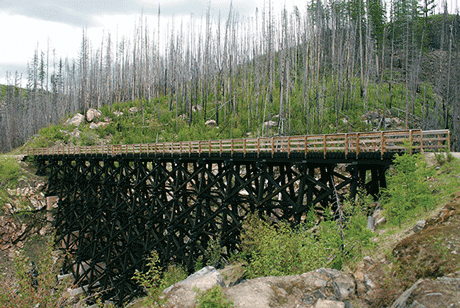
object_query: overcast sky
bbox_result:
[1,0,458,86]
[0,0,310,86]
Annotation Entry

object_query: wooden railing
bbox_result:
[26,129,450,158]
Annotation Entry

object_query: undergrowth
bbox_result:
[0,234,69,308]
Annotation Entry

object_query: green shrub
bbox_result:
[382,153,435,226]
[162,264,188,289]
[0,157,21,187]
[195,285,234,308]
[0,235,68,308]
[240,213,329,278]
[132,252,188,307]
[132,251,166,307]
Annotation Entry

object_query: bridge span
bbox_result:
[27,129,449,305]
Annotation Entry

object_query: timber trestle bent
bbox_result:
[27,129,450,305]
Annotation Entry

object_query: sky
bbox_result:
[0,0,309,86]
[1,0,458,86]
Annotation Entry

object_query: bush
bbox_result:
[382,153,435,226]
[132,251,188,307]
[132,251,166,307]
[0,157,21,187]
[239,201,374,278]
[162,264,188,289]
[0,235,68,308]
[195,285,234,308]
[240,213,329,278]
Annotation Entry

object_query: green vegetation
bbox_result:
[382,152,435,226]
[0,157,22,211]
[22,76,437,150]
[131,251,188,307]
[238,195,374,278]
[194,285,234,308]
[0,235,69,308]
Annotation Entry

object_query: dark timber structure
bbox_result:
[28,129,449,305]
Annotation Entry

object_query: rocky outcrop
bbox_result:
[86,108,102,122]
[163,266,225,307]
[390,272,460,308]
[64,113,85,127]
[129,107,139,115]
[205,119,217,127]
[163,267,366,308]
[263,120,278,130]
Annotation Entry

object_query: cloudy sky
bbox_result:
[0,0,309,86]
[1,0,458,86]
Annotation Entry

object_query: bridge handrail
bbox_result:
[26,129,450,157]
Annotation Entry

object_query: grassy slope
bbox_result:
[20,75,435,151]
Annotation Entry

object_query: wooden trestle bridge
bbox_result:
[27,129,449,305]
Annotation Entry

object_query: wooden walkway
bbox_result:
[27,129,450,157]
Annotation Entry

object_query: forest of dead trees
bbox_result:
[1,0,460,152]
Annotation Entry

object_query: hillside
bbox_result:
[2,7,460,152]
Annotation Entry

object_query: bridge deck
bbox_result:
[27,129,450,158]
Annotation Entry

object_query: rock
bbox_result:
[113,111,123,117]
[86,108,102,122]
[64,113,85,127]
[413,220,426,233]
[89,123,99,130]
[367,216,375,231]
[263,120,278,129]
[98,121,110,128]
[390,272,460,308]
[192,105,203,112]
[69,129,80,139]
[205,119,217,127]
[163,266,225,307]
[225,279,275,308]
[330,272,356,301]
[375,216,386,227]
[129,107,139,114]
[314,299,346,308]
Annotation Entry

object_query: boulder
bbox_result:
[86,108,102,122]
[264,120,278,129]
[64,113,85,127]
[205,119,217,127]
[192,105,203,112]
[89,123,99,130]
[413,220,426,233]
[391,272,460,308]
[314,299,346,308]
[224,268,358,308]
[129,107,139,115]
[113,111,123,117]
[164,266,225,307]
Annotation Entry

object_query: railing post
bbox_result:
[209,140,212,155]
[345,133,348,157]
[220,140,223,156]
[271,137,275,158]
[288,137,291,158]
[257,138,260,157]
[356,133,360,157]
[243,139,247,156]
[420,131,424,154]
[304,136,308,158]
[323,135,327,159]
[409,129,413,155]
[380,131,384,159]
[448,130,451,151]
[231,140,234,155]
